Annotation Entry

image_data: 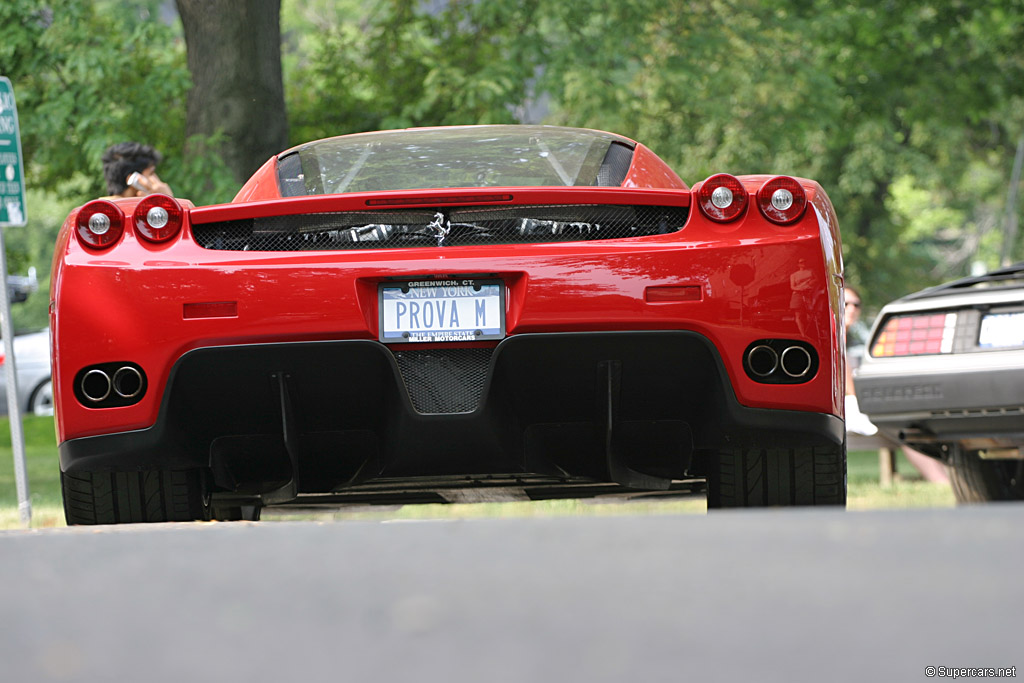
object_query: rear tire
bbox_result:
[29,379,54,416]
[62,470,211,525]
[707,444,846,508]
[949,445,1024,503]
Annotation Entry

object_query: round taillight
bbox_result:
[757,176,807,225]
[697,174,748,222]
[133,194,183,243]
[75,201,125,249]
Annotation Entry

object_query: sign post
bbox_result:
[0,76,31,526]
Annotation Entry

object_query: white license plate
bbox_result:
[978,311,1024,349]
[379,279,505,343]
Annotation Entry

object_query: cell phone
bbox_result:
[127,172,146,191]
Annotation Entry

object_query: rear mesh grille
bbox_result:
[392,348,493,414]
[191,204,688,251]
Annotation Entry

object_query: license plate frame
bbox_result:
[978,310,1024,349]
[378,278,506,344]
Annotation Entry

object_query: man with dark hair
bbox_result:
[101,141,174,197]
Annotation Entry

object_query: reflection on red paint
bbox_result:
[183,302,238,319]
[645,286,703,303]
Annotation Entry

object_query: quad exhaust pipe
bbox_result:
[779,345,812,378]
[744,341,816,383]
[80,369,112,403]
[79,364,146,405]
[746,344,779,378]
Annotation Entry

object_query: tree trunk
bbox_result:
[176,0,288,185]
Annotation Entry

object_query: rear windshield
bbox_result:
[276,126,635,196]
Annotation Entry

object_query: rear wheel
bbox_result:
[949,445,1024,503]
[29,379,53,416]
[62,469,211,525]
[707,444,846,508]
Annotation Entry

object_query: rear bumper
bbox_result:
[59,332,844,492]
[856,358,1024,450]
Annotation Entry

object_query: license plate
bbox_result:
[379,278,505,343]
[978,311,1024,349]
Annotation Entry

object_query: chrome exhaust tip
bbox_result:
[81,369,112,403]
[780,345,813,378]
[746,344,779,378]
[112,366,144,399]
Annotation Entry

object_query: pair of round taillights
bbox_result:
[75,195,183,249]
[697,175,807,224]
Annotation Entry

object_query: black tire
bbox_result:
[28,378,54,416]
[707,444,846,508]
[62,469,211,525]
[949,445,1024,503]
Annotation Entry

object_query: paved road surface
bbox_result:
[2,505,1022,682]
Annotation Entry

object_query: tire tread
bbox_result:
[949,446,1024,503]
[707,443,846,508]
[62,469,209,525]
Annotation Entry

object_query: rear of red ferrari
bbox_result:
[53,126,845,523]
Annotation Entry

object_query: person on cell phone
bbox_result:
[100,141,174,198]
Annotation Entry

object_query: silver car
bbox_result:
[0,328,53,416]
[855,264,1024,502]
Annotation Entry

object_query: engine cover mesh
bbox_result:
[191,204,688,251]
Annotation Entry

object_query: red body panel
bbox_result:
[52,180,842,443]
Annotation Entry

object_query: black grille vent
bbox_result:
[191,204,688,251]
[393,348,493,414]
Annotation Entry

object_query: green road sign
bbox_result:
[0,77,26,227]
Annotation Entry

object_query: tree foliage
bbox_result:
[1,0,238,208]
[526,0,1024,307]
[280,0,1024,309]
[286,0,543,143]
[0,0,190,197]
[0,0,235,329]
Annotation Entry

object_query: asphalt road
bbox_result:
[1,504,1022,682]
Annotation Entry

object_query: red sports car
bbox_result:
[53,125,846,523]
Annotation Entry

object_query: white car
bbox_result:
[0,328,53,417]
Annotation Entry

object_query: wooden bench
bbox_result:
[847,431,899,486]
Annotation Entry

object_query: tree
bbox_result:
[176,0,289,184]
[286,0,542,143]
[527,0,1024,309]
[0,0,190,197]
[805,0,1024,302]
[4,0,1024,324]
[0,0,237,329]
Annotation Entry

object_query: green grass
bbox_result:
[847,448,956,510]
[0,416,955,530]
[0,416,65,529]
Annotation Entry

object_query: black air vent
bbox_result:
[392,348,494,415]
[191,204,688,251]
